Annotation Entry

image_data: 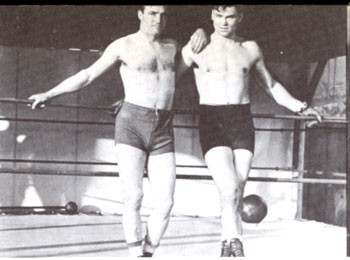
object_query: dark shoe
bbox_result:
[230,238,244,257]
[220,240,231,257]
[139,252,153,257]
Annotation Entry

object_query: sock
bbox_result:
[223,234,243,242]
[127,240,144,257]
[230,236,243,242]
[144,235,158,255]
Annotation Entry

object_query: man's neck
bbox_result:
[138,28,160,42]
[212,32,240,43]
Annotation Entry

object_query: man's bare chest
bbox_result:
[196,44,253,75]
[121,44,176,72]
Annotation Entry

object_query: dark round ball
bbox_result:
[241,194,268,223]
[65,201,78,215]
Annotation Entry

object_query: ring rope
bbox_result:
[0,98,346,124]
[0,167,345,185]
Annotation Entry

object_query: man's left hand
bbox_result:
[297,107,323,127]
[189,28,209,54]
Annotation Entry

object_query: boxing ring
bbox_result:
[0,215,346,257]
[0,97,347,257]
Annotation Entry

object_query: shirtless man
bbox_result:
[180,5,322,257]
[28,6,207,257]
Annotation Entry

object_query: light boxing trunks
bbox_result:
[115,101,174,155]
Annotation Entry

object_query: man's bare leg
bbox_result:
[144,152,176,255]
[205,147,253,241]
[116,144,147,257]
[232,149,253,231]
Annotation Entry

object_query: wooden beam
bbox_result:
[305,60,328,104]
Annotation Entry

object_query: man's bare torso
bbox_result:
[191,34,259,105]
[117,32,177,110]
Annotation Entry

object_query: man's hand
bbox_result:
[297,107,323,127]
[28,93,50,109]
[189,28,209,54]
[108,99,124,118]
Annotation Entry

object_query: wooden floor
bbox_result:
[0,214,346,258]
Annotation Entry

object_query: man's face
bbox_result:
[211,6,243,38]
[138,6,168,36]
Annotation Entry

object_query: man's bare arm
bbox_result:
[176,44,193,79]
[189,28,208,54]
[176,29,208,79]
[252,42,304,112]
[28,39,124,109]
[252,42,322,123]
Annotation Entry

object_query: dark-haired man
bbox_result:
[29,5,207,257]
[180,5,322,257]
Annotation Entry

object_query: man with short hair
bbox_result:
[29,5,207,257]
[179,5,322,257]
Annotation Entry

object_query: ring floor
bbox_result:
[0,214,346,258]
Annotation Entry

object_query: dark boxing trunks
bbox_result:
[199,104,255,155]
[115,102,174,155]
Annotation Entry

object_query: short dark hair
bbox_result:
[212,5,244,14]
[138,5,169,13]
[137,5,146,12]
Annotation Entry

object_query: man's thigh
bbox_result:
[204,147,253,192]
[204,146,237,192]
[116,144,147,194]
[147,152,176,200]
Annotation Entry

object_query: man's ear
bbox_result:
[137,10,143,21]
[211,10,215,21]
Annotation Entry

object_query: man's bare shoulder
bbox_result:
[108,33,138,48]
[241,40,261,54]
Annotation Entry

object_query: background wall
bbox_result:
[0,5,347,224]
[303,56,347,226]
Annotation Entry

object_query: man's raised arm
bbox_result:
[176,28,208,79]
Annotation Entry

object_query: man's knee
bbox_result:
[123,191,144,211]
[220,186,242,205]
[154,197,174,216]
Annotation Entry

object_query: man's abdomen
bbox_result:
[121,68,175,110]
[194,71,250,105]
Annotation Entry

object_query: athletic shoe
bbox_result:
[230,238,245,257]
[220,240,231,257]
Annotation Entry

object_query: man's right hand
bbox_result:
[28,93,50,109]
[108,99,124,118]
